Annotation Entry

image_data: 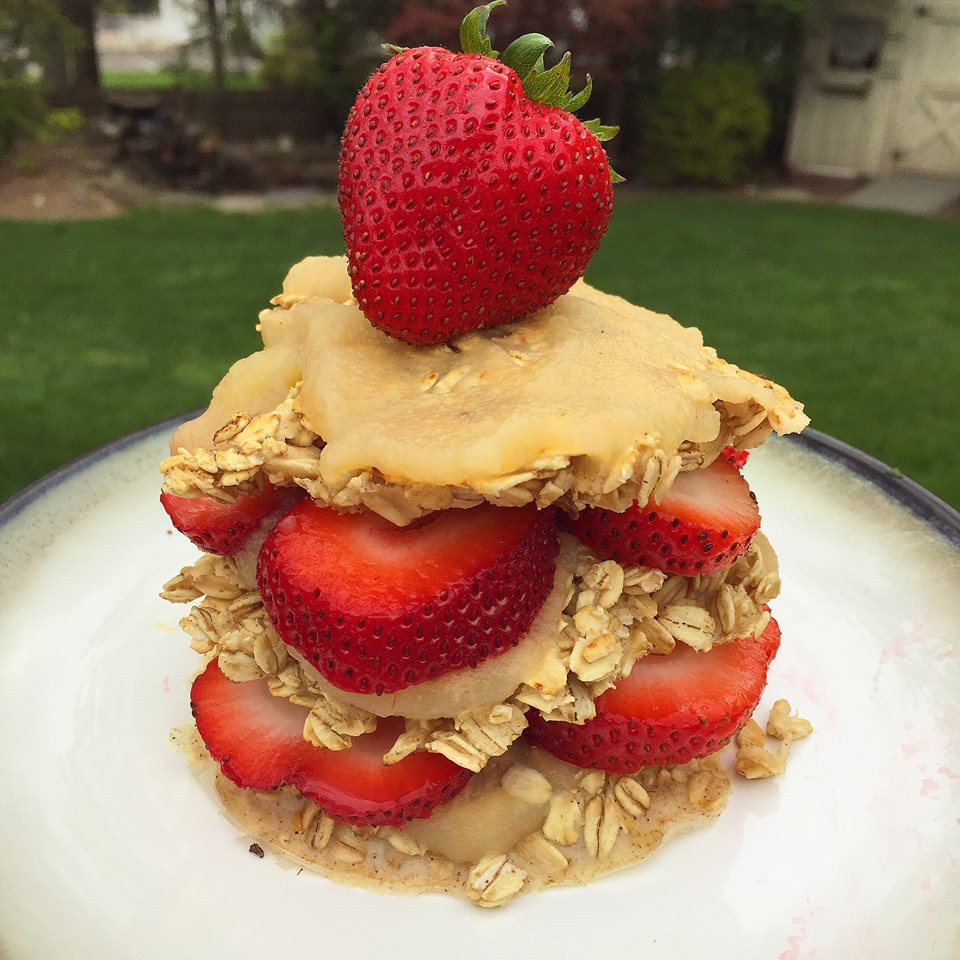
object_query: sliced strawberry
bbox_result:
[566,456,760,573]
[258,501,559,696]
[191,659,471,825]
[526,616,781,772]
[721,445,749,470]
[161,484,299,555]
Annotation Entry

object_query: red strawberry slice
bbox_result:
[526,617,781,772]
[721,445,749,470]
[566,456,760,573]
[191,659,471,825]
[258,500,559,696]
[339,6,618,344]
[161,484,299,555]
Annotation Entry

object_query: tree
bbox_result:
[203,0,226,93]
[57,0,100,94]
[176,0,268,94]
[1,0,75,77]
[0,1,82,157]
[1,0,84,95]
[260,0,401,124]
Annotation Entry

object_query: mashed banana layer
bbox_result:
[167,257,808,524]
[174,725,730,908]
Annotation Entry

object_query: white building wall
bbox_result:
[788,0,960,177]
[97,0,192,71]
[96,0,278,74]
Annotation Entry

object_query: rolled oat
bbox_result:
[766,699,813,742]
[466,855,527,908]
[542,790,584,846]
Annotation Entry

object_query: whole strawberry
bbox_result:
[339,2,620,345]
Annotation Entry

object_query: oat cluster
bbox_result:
[162,389,322,504]
[162,383,785,526]
[734,699,813,779]
[514,535,779,724]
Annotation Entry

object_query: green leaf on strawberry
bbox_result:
[499,32,552,83]
[457,1,619,160]
[459,1,507,59]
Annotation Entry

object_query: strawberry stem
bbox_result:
[457,2,622,181]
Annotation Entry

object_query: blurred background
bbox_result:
[1,0,958,507]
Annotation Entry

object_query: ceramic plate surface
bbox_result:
[1,424,958,960]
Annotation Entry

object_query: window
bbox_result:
[828,17,885,70]
[124,0,160,14]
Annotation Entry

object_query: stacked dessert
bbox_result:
[159,4,810,907]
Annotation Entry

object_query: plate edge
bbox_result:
[785,429,960,547]
[0,411,195,526]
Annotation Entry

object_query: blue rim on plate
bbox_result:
[1,418,958,549]
[787,428,960,548]
[0,413,192,527]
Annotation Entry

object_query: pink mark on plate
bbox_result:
[920,779,940,797]
[939,766,958,780]
[901,740,929,761]
[779,913,812,960]
[162,675,171,694]
[879,634,923,663]
[780,936,804,960]
[773,666,831,723]
[935,636,960,660]
[874,621,936,683]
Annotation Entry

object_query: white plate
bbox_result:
[1,424,958,960]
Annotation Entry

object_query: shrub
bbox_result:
[1,0,82,161]
[0,77,83,165]
[641,62,771,186]
[0,77,48,158]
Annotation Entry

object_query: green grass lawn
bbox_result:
[2,193,958,507]
[102,69,264,91]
